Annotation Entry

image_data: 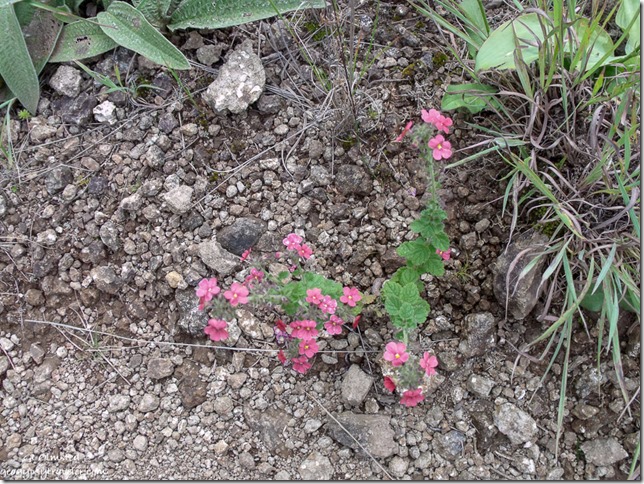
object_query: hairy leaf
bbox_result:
[441,82,498,113]
[382,281,430,329]
[97,1,189,69]
[133,0,172,28]
[50,19,118,62]
[0,4,39,114]
[22,8,62,73]
[169,0,325,31]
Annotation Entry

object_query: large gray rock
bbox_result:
[580,438,628,466]
[198,239,239,276]
[494,403,538,445]
[202,40,265,114]
[341,365,374,406]
[460,312,496,357]
[493,231,549,319]
[55,92,97,125]
[299,451,334,480]
[326,412,396,458]
[217,217,266,256]
[146,358,174,379]
[49,65,82,97]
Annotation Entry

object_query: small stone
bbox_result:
[274,470,290,480]
[133,435,148,451]
[213,396,234,416]
[475,218,490,232]
[227,373,248,389]
[236,309,263,339]
[494,403,538,445]
[299,451,334,480]
[119,191,143,212]
[93,101,117,125]
[49,65,82,97]
[466,374,495,397]
[138,394,160,412]
[165,271,187,289]
[107,449,125,463]
[108,394,130,412]
[0,356,10,376]
[460,312,496,357]
[5,433,21,450]
[214,440,228,455]
[238,451,256,470]
[341,364,374,406]
[90,266,121,295]
[435,430,466,460]
[580,438,628,466]
[55,92,97,125]
[29,344,45,364]
[304,419,323,433]
[326,412,396,458]
[198,239,239,276]
[36,229,58,246]
[146,358,174,379]
[572,403,600,420]
[196,44,222,66]
[335,165,371,197]
[99,221,121,252]
[162,185,193,214]
[0,337,15,352]
[388,456,408,478]
[46,166,73,195]
[217,217,266,256]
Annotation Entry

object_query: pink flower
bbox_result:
[428,135,452,160]
[421,108,441,125]
[283,233,303,250]
[436,248,451,261]
[434,114,453,134]
[318,295,337,315]
[352,314,361,329]
[275,319,287,332]
[383,341,409,367]
[305,288,324,305]
[277,349,287,364]
[223,282,249,306]
[383,376,396,392]
[240,248,252,262]
[324,315,344,335]
[297,244,313,260]
[420,352,439,376]
[400,388,425,407]
[292,356,311,374]
[196,278,220,310]
[395,120,414,142]
[299,339,319,358]
[204,319,228,342]
[244,268,264,287]
[291,320,319,339]
[340,287,362,307]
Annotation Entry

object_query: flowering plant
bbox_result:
[196,233,370,374]
[379,108,454,406]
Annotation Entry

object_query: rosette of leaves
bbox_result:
[0,0,325,113]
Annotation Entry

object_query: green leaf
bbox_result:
[21,8,62,74]
[133,0,172,28]
[300,271,343,300]
[0,0,20,7]
[0,4,39,114]
[580,288,604,312]
[616,0,640,54]
[397,238,446,275]
[49,19,118,62]
[97,1,189,69]
[168,0,325,31]
[390,266,421,289]
[441,82,498,113]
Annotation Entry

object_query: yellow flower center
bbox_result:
[437,143,442,150]
[395,353,400,359]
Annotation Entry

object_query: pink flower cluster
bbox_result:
[395,108,454,161]
[283,233,313,260]
[382,341,439,407]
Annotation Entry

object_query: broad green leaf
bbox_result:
[397,239,434,267]
[133,0,172,28]
[168,0,325,31]
[391,266,421,289]
[0,4,39,114]
[13,0,34,26]
[417,252,445,276]
[97,1,189,69]
[21,8,62,73]
[301,271,343,299]
[0,0,20,7]
[616,0,640,54]
[441,82,498,113]
[50,19,118,62]
[580,288,604,312]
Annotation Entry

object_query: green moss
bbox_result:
[304,21,330,42]
[401,63,416,78]
[230,139,246,154]
[433,51,449,68]
[341,136,358,151]
[209,173,220,183]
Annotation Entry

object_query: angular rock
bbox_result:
[162,185,193,214]
[460,312,496,357]
[217,217,266,256]
[138,394,160,412]
[494,403,538,445]
[299,451,334,480]
[90,266,121,294]
[335,165,372,197]
[99,221,121,252]
[175,360,207,409]
[470,399,505,451]
[196,44,222,66]
[108,394,130,412]
[388,456,409,478]
[235,309,263,339]
[244,407,291,457]
[93,100,117,125]
[198,239,239,276]
[49,65,82,97]
[580,438,628,466]
[119,191,143,212]
[175,289,209,336]
[146,358,174,379]
[466,374,495,397]
[0,356,9,376]
[435,430,466,460]
[493,231,549,319]
[55,92,97,125]
[341,364,374,406]
[326,412,396,458]
[88,176,108,196]
[133,435,148,452]
[46,167,73,195]
[202,40,265,114]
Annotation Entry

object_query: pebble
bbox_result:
[466,374,495,397]
[146,358,174,379]
[133,435,148,451]
[494,403,537,445]
[341,364,374,406]
[138,394,160,412]
[108,395,131,412]
[580,438,628,466]
[388,456,408,477]
[299,451,334,480]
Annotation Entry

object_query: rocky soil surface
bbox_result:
[0,2,640,480]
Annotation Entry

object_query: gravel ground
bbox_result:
[0,2,640,480]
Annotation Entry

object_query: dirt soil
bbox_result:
[0,1,640,480]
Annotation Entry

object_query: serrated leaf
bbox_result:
[397,239,434,267]
[97,1,189,69]
[417,252,445,277]
[49,18,118,62]
[391,266,421,288]
[22,8,62,73]
[432,232,450,251]
[301,271,343,299]
[168,0,325,31]
[0,4,39,114]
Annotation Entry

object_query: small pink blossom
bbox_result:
[318,295,337,315]
[277,349,287,364]
[204,319,228,342]
[305,288,324,305]
[244,268,264,287]
[436,248,451,261]
[428,135,452,160]
[340,287,362,307]
[196,278,220,310]
[383,341,409,367]
[283,233,303,250]
[223,282,249,306]
[395,120,414,142]
[240,248,252,262]
[292,355,312,374]
[400,388,425,407]
[421,108,441,125]
[420,352,439,376]
[299,339,319,358]
[324,315,344,335]
[291,320,319,339]
[434,114,453,134]
[297,244,313,260]
[383,376,396,392]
